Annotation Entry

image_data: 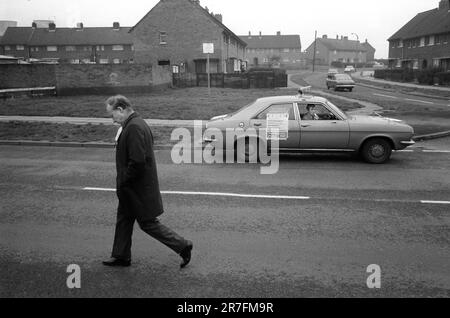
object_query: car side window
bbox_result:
[255,103,295,120]
[298,103,339,121]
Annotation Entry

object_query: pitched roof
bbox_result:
[0,27,33,45]
[239,34,301,49]
[130,0,247,46]
[317,38,369,52]
[388,7,450,40]
[0,27,133,46]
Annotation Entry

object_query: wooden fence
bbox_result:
[173,71,287,89]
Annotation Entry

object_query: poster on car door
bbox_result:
[266,112,289,141]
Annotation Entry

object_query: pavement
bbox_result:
[352,71,450,94]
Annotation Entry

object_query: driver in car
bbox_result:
[302,104,319,120]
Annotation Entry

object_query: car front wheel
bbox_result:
[361,138,392,164]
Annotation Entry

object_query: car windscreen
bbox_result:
[229,100,257,116]
[335,74,352,80]
[326,101,348,119]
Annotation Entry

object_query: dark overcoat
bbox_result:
[115,112,164,221]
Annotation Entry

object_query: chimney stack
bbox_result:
[48,22,56,32]
[76,22,83,30]
[277,31,281,36]
[32,22,37,29]
[322,34,328,39]
[439,0,450,10]
[113,22,120,30]
[214,14,222,22]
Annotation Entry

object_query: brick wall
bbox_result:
[0,63,172,94]
[0,64,56,88]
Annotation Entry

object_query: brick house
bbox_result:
[304,35,375,66]
[388,0,450,70]
[130,0,247,74]
[239,32,302,68]
[0,22,134,64]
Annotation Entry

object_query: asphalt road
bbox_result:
[0,144,449,298]
[305,72,450,108]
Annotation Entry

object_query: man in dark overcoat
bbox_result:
[103,95,193,268]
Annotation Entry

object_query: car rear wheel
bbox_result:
[361,138,392,164]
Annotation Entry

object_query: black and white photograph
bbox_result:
[0,0,449,303]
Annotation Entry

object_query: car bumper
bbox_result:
[400,140,415,147]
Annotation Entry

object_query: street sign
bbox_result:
[203,43,214,54]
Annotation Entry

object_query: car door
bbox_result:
[297,102,350,149]
[249,103,300,149]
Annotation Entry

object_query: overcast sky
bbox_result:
[0,0,439,58]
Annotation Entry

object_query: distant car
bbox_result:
[373,62,385,69]
[327,68,339,76]
[204,91,415,164]
[326,73,356,91]
[344,65,356,73]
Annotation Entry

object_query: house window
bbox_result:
[398,40,403,48]
[70,59,80,64]
[47,46,57,52]
[96,46,105,51]
[65,46,76,51]
[413,59,419,69]
[424,36,430,46]
[99,59,109,64]
[159,32,167,45]
[419,37,425,47]
[112,45,124,51]
[433,59,440,67]
[113,58,121,64]
[4,46,11,51]
[81,59,91,64]
[283,48,290,53]
[16,45,25,51]
[83,46,92,51]
[429,36,434,46]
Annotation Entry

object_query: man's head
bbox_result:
[306,104,315,112]
[105,95,134,125]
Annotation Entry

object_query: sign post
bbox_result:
[203,43,214,95]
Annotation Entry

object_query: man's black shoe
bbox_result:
[180,241,193,269]
[102,258,131,267]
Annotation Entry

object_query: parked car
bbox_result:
[326,73,356,91]
[327,68,339,76]
[344,65,356,73]
[204,91,415,164]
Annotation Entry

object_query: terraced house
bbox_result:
[304,35,375,66]
[240,32,302,68]
[388,0,450,70]
[0,22,134,64]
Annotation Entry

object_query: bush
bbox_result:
[417,68,444,85]
[330,61,344,68]
[435,71,450,86]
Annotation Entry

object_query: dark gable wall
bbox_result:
[131,0,224,72]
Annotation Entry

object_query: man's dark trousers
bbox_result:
[111,204,188,260]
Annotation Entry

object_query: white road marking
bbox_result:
[83,187,310,200]
[83,187,449,205]
[404,98,434,105]
[373,93,398,99]
[422,150,450,153]
[421,201,450,205]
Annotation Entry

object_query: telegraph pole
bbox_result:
[312,30,317,72]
